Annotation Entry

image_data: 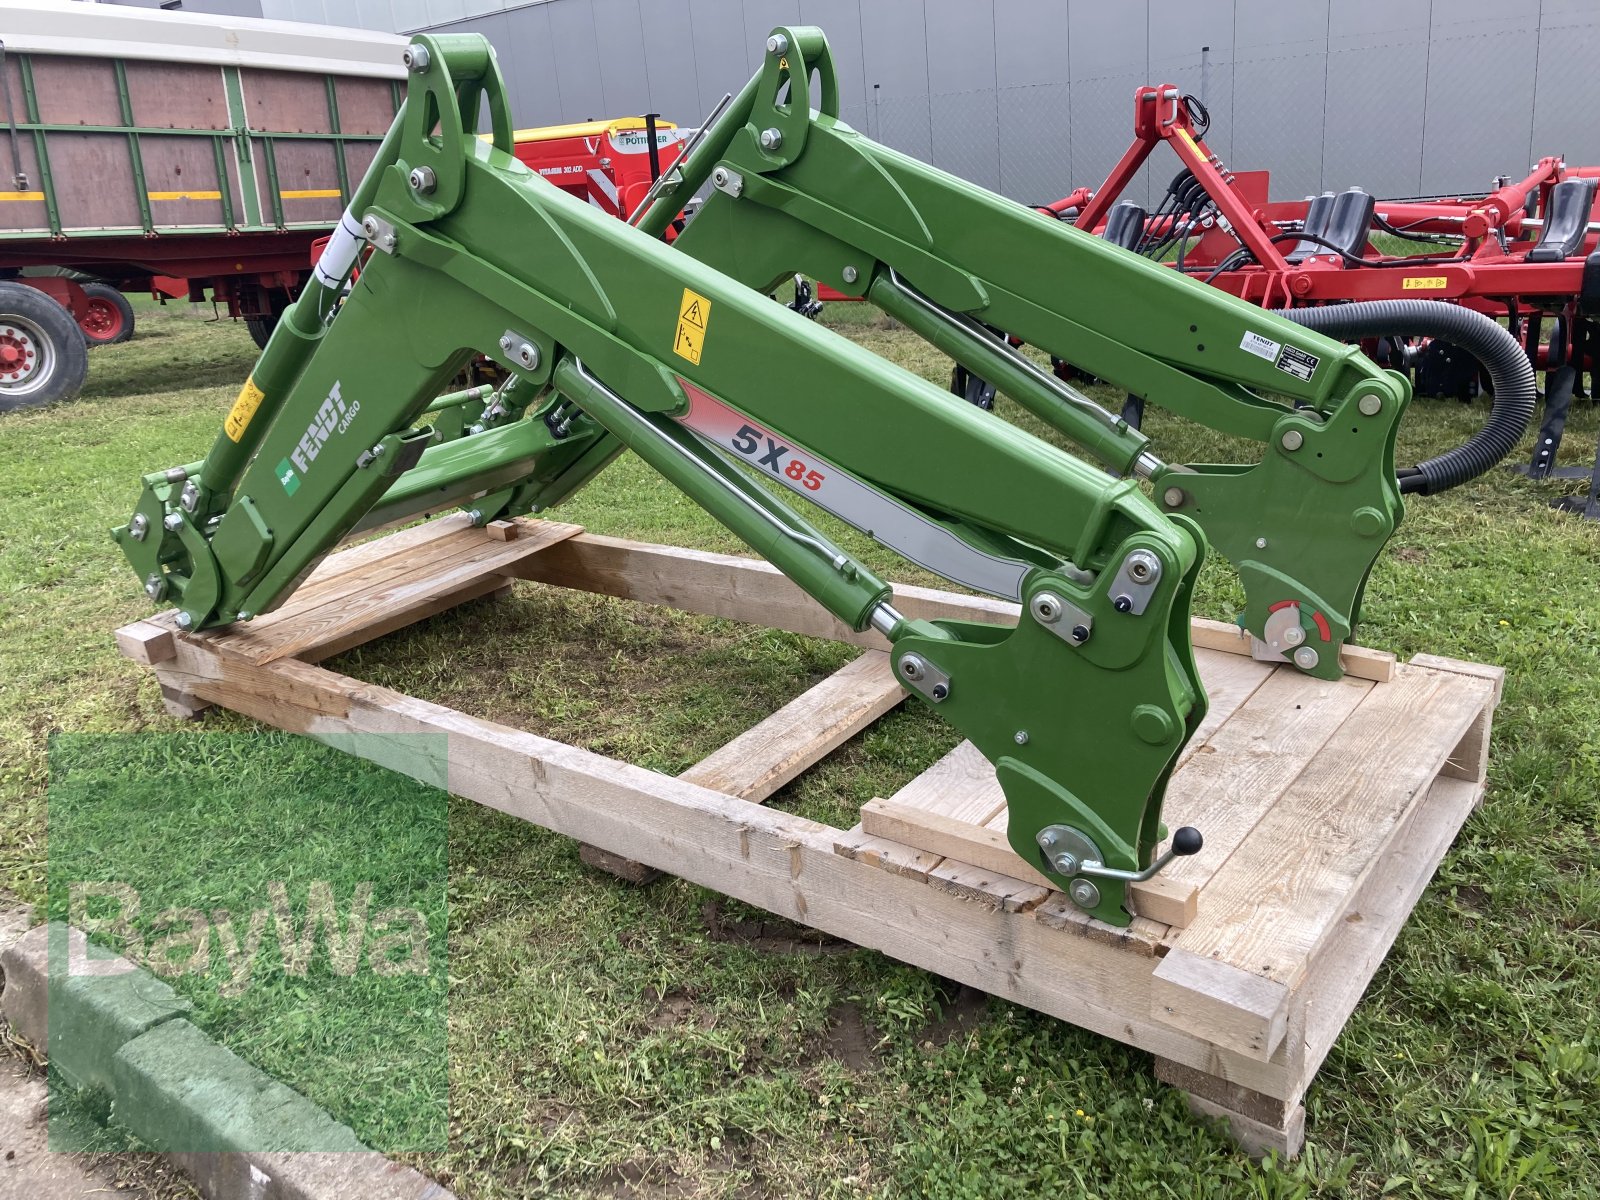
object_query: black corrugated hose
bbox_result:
[1279,301,1534,495]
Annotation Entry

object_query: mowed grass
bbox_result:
[1,299,1598,1198]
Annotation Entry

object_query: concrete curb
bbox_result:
[0,919,455,1200]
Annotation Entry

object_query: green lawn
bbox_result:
[2,300,1598,1198]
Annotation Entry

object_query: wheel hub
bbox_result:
[83,301,116,336]
[0,327,38,382]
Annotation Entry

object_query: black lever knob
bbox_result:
[1172,826,1203,856]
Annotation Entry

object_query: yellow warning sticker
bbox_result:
[1174,128,1201,158]
[1402,276,1449,291]
[224,376,265,443]
[674,288,712,366]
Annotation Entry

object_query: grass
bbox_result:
[1,299,1598,1197]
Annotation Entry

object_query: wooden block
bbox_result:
[114,618,177,666]
[485,519,519,541]
[157,681,210,721]
[863,797,1047,886]
[1183,1093,1306,1161]
[578,842,660,885]
[681,651,905,802]
[1151,949,1291,1060]
[1155,1057,1300,1127]
[1190,617,1396,683]
[884,741,1006,824]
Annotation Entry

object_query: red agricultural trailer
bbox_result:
[0,1,403,409]
[1043,84,1600,518]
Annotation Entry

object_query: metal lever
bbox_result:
[1079,825,1203,883]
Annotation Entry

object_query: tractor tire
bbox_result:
[78,282,136,346]
[246,287,294,350]
[0,281,90,411]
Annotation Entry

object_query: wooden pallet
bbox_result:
[114,514,1502,1158]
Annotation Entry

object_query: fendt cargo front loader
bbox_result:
[113,30,1494,926]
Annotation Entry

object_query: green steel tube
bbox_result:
[868,272,1155,479]
[632,77,758,239]
[552,357,892,631]
[423,383,495,414]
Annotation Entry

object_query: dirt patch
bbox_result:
[1392,545,1430,564]
[918,983,990,1048]
[699,900,854,957]
[819,1001,877,1072]
[645,988,718,1032]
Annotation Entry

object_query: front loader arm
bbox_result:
[112,33,1209,927]
[665,26,1409,680]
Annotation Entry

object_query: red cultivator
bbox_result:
[1048,85,1600,518]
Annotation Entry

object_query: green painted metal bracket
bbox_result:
[112,30,1213,926]
[667,24,1411,680]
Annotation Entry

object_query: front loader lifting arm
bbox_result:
[655,27,1410,680]
[113,33,1208,927]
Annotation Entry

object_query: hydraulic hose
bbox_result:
[1279,301,1535,495]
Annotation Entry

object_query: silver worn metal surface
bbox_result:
[1281,429,1304,451]
[711,166,743,198]
[897,652,951,703]
[362,213,398,255]
[1107,550,1164,616]
[759,127,783,150]
[1293,645,1321,671]
[408,165,436,195]
[500,331,540,371]
[1260,602,1307,655]
[1358,393,1384,416]
[1029,590,1094,646]
[402,44,430,73]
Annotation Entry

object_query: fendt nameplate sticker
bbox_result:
[674,378,1030,599]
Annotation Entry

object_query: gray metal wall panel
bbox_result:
[545,0,608,120]
[1421,2,1538,195]
[590,0,653,117]
[1323,0,1430,197]
[995,0,1068,87]
[499,4,564,125]
[1069,4,1148,204]
[312,0,1600,206]
[1533,0,1600,165]
[633,0,703,125]
[858,0,931,160]
[685,0,756,116]
[1229,0,1325,198]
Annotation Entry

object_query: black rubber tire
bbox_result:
[78,281,136,346]
[245,287,294,350]
[0,281,90,411]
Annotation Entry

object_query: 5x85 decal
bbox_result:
[673,377,1031,600]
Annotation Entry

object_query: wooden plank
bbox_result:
[884,740,1006,825]
[1190,617,1396,683]
[1150,949,1292,1061]
[581,650,907,884]
[1185,652,1277,756]
[831,826,942,882]
[214,520,582,664]
[680,651,905,802]
[1152,669,1374,908]
[150,634,1301,1101]
[925,859,1051,913]
[1410,653,1506,704]
[1153,665,1495,1059]
[1299,776,1484,1082]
